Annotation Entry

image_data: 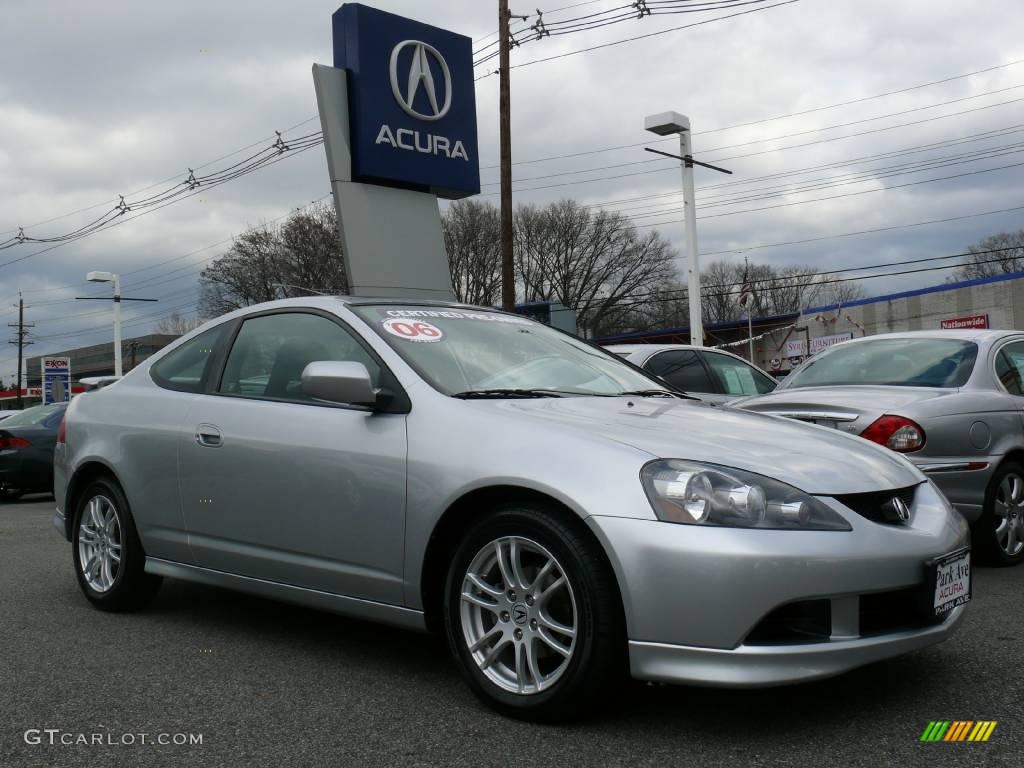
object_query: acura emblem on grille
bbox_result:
[891,496,911,523]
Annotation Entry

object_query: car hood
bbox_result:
[481,396,923,494]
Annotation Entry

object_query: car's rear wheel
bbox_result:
[443,503,624,721]
[977,461,1024,567]
[72,477,162,610]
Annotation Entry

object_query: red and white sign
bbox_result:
[382,318,444,342]
[940,314,989,330]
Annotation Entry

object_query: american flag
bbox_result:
[737,265,754,307]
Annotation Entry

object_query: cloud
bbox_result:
[0,0,1022,379]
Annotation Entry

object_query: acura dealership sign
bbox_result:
[332,4,480,198]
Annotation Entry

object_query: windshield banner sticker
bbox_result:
[382,318,445,342]
[384,309,532,325]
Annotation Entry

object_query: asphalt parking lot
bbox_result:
[0,496,1021,768]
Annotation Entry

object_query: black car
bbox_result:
[0,402,67,500]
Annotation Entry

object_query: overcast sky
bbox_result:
[1,0,1022,381]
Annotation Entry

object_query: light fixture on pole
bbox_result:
[643,112,732,347]
[86,271,122,377]
[77,272,158,378]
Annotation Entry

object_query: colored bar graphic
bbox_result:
[921,721,950,741]
[921,721,996,742]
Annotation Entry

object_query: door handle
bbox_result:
[195,424,222,448]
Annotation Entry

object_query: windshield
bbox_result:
[783,338,978,389]
[1,403,65,428]
[351,305,668,396]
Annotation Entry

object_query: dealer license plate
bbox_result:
[929,549,971,617]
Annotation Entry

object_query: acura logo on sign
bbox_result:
[389,40,452,121]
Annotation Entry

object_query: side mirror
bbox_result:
[301,361,378,408]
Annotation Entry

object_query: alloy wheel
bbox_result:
[459,536,577,695]
[994,472,1024,558]
[78,495,122,593]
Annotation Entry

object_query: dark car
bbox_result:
[0,402,68,500]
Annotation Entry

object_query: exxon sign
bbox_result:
[333,4,480,199]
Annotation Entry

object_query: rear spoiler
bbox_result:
[79,376,121,392]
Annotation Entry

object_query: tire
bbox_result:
[71,477,162,611]
[975,461,1024,567]
[443,503,625,722]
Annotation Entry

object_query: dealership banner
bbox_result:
[784,333,854,358]
[42,357,71,404]
[940,314,989,330]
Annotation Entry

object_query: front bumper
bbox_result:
[588,481,969,686]
[912,459,994,524]
[630,605,965,687]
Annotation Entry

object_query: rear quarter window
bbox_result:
[150,323,229,393]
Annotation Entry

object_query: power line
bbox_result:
[481,94,1024,196]
[0,115,320,238]
[476,0,798,80]
[480,57,1024,168]
[0,141,323,270]
[480,85,1024,186]
[697,203,1024,257]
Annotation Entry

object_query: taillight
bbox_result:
[57,416,67,445]
[860,415,926,453]
[0,436,32,450]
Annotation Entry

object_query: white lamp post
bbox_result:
[644,112,704,346]
[87,271,123,377]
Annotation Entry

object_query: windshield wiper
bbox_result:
[617,389,698,400]
[452,388,567,399]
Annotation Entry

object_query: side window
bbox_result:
[703,352,777,396]
[646,350,714,393]
[996,342,1024,396]
[218,312,382,402]
[151,323,229,393]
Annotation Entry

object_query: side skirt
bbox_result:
[145,557,427,632]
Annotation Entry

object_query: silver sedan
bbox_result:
[737,330,1024,566]
[605,343,777,404]
[53,298,969,720]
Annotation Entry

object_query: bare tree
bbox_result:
[950,229,1024,281]
[442,200,502,305]
[514,200,678,336]
[698,260,864,323]
[154,312,204,336]
[199,203,347,317]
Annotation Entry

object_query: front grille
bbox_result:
[833,484,919,525]
[745,599,831,645]
[860,587,944,636]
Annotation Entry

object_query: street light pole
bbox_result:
[677,121,703,347]
[112,273,123,377]
[644,113,732,348]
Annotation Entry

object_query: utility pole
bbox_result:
[7,294,34,409]
[498,0,515,311]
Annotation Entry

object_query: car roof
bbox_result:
[827,329,1023,346]
[603,342,749,360]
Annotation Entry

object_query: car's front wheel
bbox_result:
[977,461,1024,567]
[72,477,162,611]
[443,504,624,721]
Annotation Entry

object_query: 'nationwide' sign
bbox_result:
[940,314,989,330]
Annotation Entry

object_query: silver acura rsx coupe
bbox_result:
[53,298,970,720]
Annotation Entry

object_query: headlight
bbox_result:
[640,460,851,531]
